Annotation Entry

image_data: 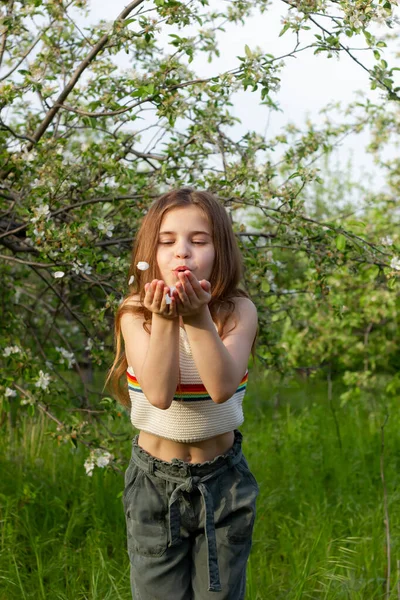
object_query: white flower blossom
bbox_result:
[128,275,135,285]
[98,221,115,238]
[137,261,150,271]
[381,236,393,246]
[5,387,17,397]
[372,7,389,25]
[72,261,92,275]
[3,345,21,357]
[85,338,93,351]
[55,346,76,369]
[96,451,113,468]
[34,370,51,390]
[81,142,90,152]
[84,449,114,476]
[53,271,65,279]
[390,256,400,270]
[265,270,275,283]
[30,204,51,224]
[32,228,46,240]
[84,459,95,476]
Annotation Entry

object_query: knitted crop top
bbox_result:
[126,322,248,442]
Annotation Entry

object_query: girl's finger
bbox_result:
[184,271,199,295]
[176,282,187,303]
[155,281,164,303]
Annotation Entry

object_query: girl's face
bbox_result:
[156,205,215,287]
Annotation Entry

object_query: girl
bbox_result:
[105,187,259,599]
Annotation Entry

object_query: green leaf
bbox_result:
[279,23,290,37]
[244,44,252,58]
[335,234,346,251]
[123,18,136,27]
[387,277,397,290]
[345,219,366,232]
[366,265,380,280]
[261,280,270,293]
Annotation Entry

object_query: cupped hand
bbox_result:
[172,270,211,318]
[143,279,178,320]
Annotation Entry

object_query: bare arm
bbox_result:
[182,298,257,403]
[140,313,180,410]
[121,280,179,409]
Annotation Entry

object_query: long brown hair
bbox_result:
[103,187,259,408]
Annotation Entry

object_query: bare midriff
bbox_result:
[136,318,235,463]
[137,430,235,464]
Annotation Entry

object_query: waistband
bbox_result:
[129,429,243,592]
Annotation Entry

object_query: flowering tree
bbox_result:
[1,0,399,474]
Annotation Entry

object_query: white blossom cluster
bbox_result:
[71,261,92,276]
[346,1,398,28]
[84,338,104,353]
[31,228,46,241]
[5,387,17,397]
[34,370,51,390]
[97,221,115,238]
[84,449,114,476]
[30,204,51,224]
[3,345,21,356]
[55,346,76,369]
[390,256,400,270]
[381,236,393,246]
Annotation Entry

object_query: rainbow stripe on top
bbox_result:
[126,369,248,402]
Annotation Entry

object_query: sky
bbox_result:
[68,1,400,221]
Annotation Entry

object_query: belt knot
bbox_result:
[184,475,201,493]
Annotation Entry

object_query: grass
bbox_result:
[1,371,400,599]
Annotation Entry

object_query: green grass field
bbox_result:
[1,372,399,599]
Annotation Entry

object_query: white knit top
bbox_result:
[126,323,248,442]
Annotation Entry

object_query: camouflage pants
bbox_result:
[122,429,259,599]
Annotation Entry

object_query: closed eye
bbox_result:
[159,242,206,245]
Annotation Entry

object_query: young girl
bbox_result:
[105,187,259,599]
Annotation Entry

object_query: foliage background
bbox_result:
[1,0,400,595]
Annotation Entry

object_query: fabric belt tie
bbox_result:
[129,448,242,593]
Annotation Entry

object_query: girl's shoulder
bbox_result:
[220,296,256,317]
[218,296,257,339]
